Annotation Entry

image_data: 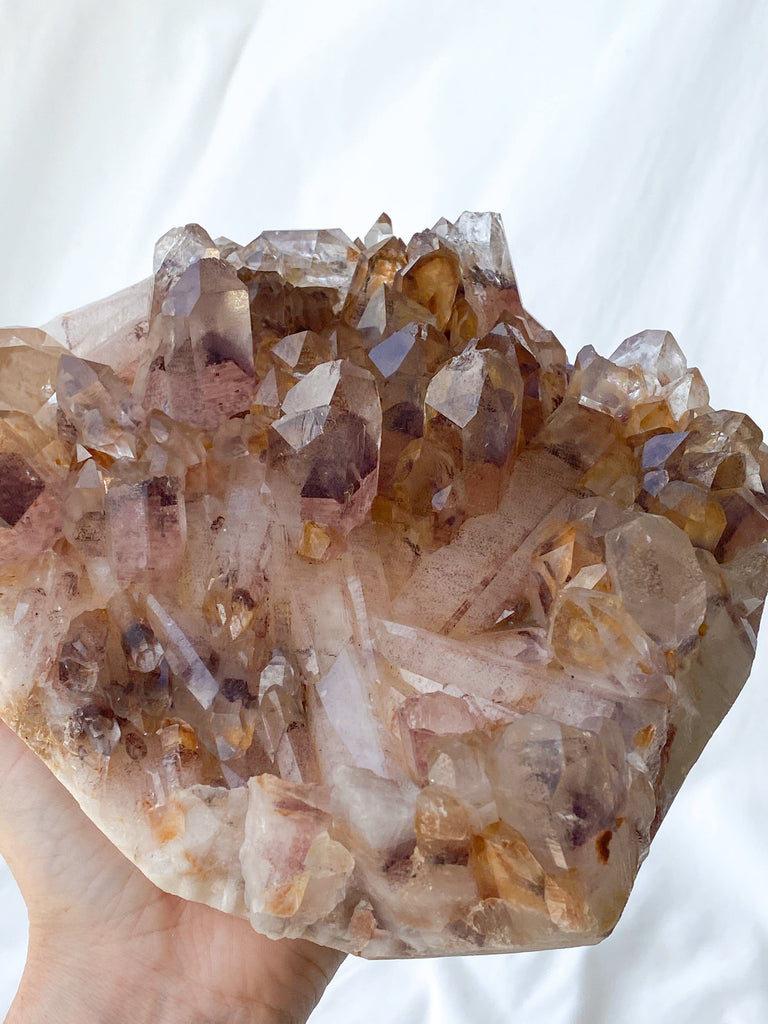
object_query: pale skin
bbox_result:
[0,720,345,1024]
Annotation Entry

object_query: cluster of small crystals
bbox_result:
[1,213,767,959]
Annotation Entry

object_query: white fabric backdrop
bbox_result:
[1,1,767,1020]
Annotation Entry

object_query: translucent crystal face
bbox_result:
[0,215,766,959]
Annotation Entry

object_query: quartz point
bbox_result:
[0,212,766,960]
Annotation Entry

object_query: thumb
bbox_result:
[0,718,147,925]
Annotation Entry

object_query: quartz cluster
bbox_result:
[1,213,766,958]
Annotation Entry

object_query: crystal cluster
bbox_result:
[1,213,766,958]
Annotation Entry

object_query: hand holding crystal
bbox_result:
[0,719,344,1024]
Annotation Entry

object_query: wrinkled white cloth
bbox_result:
[1,2,767,1021]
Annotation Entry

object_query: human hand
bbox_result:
[0,719,344,1024]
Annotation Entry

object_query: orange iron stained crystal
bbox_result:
[0,213,766,958]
